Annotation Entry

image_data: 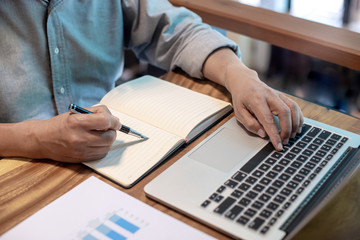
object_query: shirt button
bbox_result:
[59,87,65,94]
[54,47,59,54]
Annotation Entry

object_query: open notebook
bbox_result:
[83,75,232,188]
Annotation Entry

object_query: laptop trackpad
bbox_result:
[189,127,264,173]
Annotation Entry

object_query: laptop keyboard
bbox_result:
[200,123,349,235]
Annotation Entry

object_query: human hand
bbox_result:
[29,105,121,162]
[224,63,303,151]
[203,48,303,151]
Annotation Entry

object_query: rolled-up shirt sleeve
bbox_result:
[122,0,241,78]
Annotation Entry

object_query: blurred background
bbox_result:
[121,0,360,118]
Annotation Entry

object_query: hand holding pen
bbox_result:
[69,104,147,139]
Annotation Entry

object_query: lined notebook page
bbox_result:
[101,76,230,139]
[83,110,183,187]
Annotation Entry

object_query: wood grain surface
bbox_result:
[0,71,359,239]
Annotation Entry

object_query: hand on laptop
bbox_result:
[203,48,304,151]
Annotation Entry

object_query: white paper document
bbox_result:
[1,176,214,240]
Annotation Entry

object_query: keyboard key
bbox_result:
[290,194,298,202]
[336,142,344,148]
[274,195,285,204]
[248,217,265,230]
[260,226,270,234]
[326,154,334,160]
[239,183,251,191]
[259,177,271,186]
[302,136,312,143]
[299,124,311,136]
[285,167,297,175]
[225,205,244,220]
[279,173,291,181]
[214,197,236,214]
[267,202,279,211]
[280,188,292,196]
[341,137,349,143]
[253,184,265,193]
[320,160,328,167]
[267,171,278,178]
[239,197,251,207]
[259,163,271,172]
[318,130,331,140]
[246,191,258,200]
[201,200,211,208]
[260,209,272,219]
[309,173,317,180]
[303,180,311,187]
[297,187,304,194]
[266,186,278,195]
[265,158,277,165]
[302,149,314,157]
[320,145,331,152]
[293,174,305,183]
[272,165,284,173]
[290,147,302,154]
[214,195,224,202]
[296,141,307,148]
[313,138,324,145]
[305,162,316,169]
[241,143,274,174]
[283,202,291,209]
[276,210,284,217]
[246,176,258,184]
[271,152,283,159]
[252,200,264,210]
[330,133,341,141]
[236,216,250,225]
[310,156,321,164]
[209,193,218,201]
[307,127,321,137]
[244,208,257,218]
[287,181,298,189]
[232,171,247,182]
[326,139,337,146]
[217,185,226,193]
[252,170,264,178]
[284,153,296,160]
[308,144,319,151]
[272,180,284,188]
[299,168,310,176]
[224,179,238,188]
[279,159,291,166]
[231,190,243,199]
[296,155,308,162]
[315,167,323,173]
[269,217,277,226]
[290,161,302,169]
[259,193,271,202]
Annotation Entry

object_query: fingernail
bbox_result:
[277,143,283,151]
[282,138,289,145]
[298,126,303,134]
[291,132,296,139]
[257,129,266,138]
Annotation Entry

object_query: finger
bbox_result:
[268,97,292,145]
[57,145,112,162]
[279,94,303,137]
[70,108,121,131]
[250,98,283,151]
[235,106,267,138]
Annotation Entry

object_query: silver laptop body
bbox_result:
[145,116,360,240]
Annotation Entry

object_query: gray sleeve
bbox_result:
[122,0,241,78]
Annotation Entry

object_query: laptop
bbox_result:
[145,116,360,240]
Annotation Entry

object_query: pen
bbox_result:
[68,104,148,139]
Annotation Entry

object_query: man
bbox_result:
[0,0,303,162]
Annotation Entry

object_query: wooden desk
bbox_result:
[0,71,359,239]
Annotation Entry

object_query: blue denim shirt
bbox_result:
[0,0,239,122]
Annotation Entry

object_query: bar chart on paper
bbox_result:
[0,177,214,240]
[81,209,148,240]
